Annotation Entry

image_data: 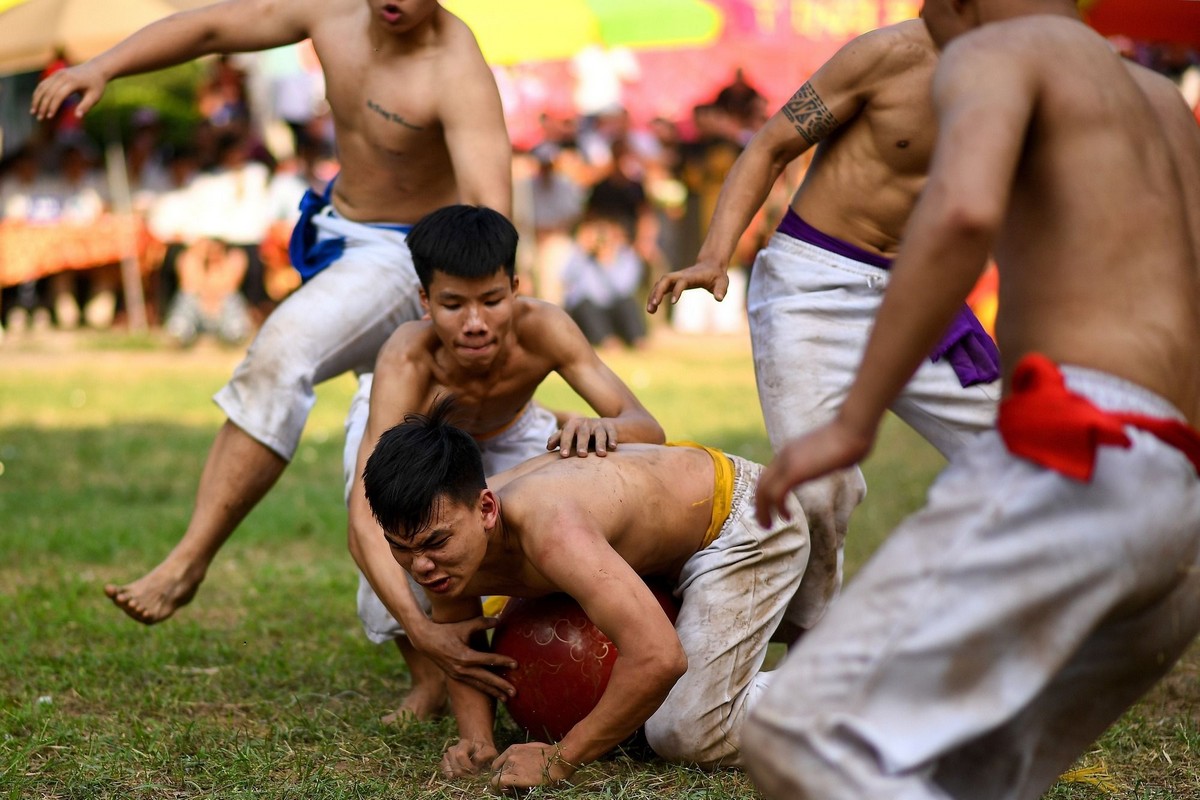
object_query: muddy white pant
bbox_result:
[214,209,422,461]
[644,455,810,768]
[346,392,560,643]
[747,232,1000,630]
[744,366,1200,800]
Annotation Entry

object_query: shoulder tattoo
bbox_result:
[366,99,423,131]
[782,83,838,146]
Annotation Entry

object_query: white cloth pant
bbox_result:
[214,209,421,461]
[644,455,809,768]
[744,366,1200,800]
[345,383,560,643]
[747,232,1000,629]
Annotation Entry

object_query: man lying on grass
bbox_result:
[361,398,810,790]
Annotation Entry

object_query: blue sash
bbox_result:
[287,181,414,283]
[288,182,345,283]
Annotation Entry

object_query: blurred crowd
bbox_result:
[0,48,803,348]
[2,38,1195,349]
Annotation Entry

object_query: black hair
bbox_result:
[362,395,487,541]
[406,205,519,291]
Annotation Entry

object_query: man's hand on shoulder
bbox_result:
[548,416,619,458]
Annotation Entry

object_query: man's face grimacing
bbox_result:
[386,490,497,598]
[421,269,518,369]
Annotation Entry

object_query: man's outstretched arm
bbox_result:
[647,28,890,312]
[32,0,312,119]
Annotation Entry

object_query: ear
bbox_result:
[510,274,520,295]
[419,287,430,314]
[479,488,500,530]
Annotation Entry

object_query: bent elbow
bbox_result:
[941,194,1003,242]
[657,644,689,687]
[951,208,999,240]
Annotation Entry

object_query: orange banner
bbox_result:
[0,215,146,287]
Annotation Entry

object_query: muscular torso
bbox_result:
[305,2,474,223]
[982,20,1200,421]
[467,445,718,597]
[793,20,938,256]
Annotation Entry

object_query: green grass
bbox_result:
[1,331,1196,798]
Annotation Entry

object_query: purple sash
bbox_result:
[777,208,1000,388]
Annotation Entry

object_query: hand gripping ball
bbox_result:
[491,586,680,742]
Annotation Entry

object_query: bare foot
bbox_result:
[381,681,448,724]
[104,561,204,624]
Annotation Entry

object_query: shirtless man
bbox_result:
[747,2,1200,797]
[360,399,809,790]
[646,19,999,635]
[345,204,664,720]
[31,0,513,673]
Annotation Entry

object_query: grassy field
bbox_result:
[1,331,1196,799]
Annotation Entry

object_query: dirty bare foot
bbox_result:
[381,681,449,724]
[104,560,204,624]
[385,634,449,724]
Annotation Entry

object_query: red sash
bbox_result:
[997,354,1200,482]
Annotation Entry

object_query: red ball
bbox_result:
[492,586,680,742]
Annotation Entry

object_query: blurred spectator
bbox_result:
[0,146,57,332]
[190,131,273,312]
[678,102,744,265]
[577,104,662,182]
[714,67,766,141]
[163,237,253,347]
[259,152,317,302]
[587,138,667,279]
[0,145,59,222]
[517,142,585,304]
[571,45,640,122]
[561,213,647,350]
[126,107,173,212]
[198,55,251,135]
[46,137,119,330]
[266,40,327,159]
[145,146,203,317]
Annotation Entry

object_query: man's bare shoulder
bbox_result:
[941,15,1092,70]
[491,453,583,526]
[846,19,935,73]
[1125,60,1200,129]
[432,6,491,68]
[296,0,363,33]
[513,297,587,352]
[815,18,935,101]
[377,319,439,370]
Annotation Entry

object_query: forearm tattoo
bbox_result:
[366,99,423,130]
[782,83,838,146]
